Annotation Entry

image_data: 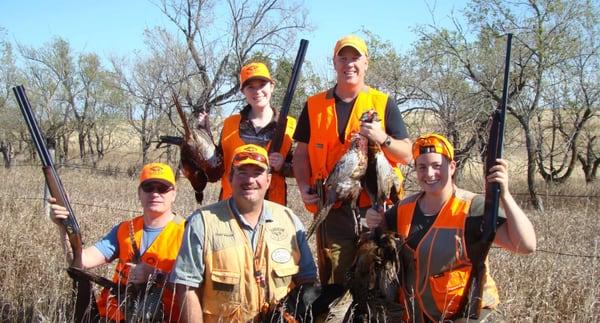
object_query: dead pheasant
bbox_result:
[306,132,368,239]
[162,95,223,203]
[343,228,403,322]
[361,110,402,211]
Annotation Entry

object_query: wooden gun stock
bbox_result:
[13,85,95,322]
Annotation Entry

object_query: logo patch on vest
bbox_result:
[271,248,292,263]
[269,227,287,241]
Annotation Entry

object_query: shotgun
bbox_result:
[460,33,512,319]
[13,85,96,322]
[269,39,309,154]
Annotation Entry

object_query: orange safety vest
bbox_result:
[395,190,500,322]
[220,114,296,206]
[305,86,404,213]
[96,215,185,322]
[200,200,301,322]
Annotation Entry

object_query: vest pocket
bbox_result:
[428,265,470,315]
[271,265,299,288]
[211,270,241,292]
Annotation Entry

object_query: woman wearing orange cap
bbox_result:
[201,62,296,206]
[366,133,536,322]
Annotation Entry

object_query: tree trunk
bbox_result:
[524,126,544,211]
[0,142,12,168]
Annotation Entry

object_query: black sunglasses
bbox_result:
[140,182,173,194]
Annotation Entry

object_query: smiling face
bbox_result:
[241,79,274,111]
[230,164,272,205]
[138,180,176,218]
[415,153,456,195]
[333,46,369,88]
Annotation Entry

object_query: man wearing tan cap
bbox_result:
[49,162,184,321]
[171,144,317,322]
[197,62,296,206]
[293,34,413,285]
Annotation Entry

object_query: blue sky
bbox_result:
[0,0,469,68]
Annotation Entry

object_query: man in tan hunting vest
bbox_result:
[171,144,317,322]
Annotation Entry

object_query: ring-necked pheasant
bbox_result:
[306,132,368,239]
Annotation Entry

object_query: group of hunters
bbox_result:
[49,35,536,322]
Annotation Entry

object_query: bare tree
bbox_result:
[414,0,597,210]
[156,0,308,118]
[0,32,22,167]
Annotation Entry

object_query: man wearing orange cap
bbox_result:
[49,162,184,321]
[197,62,296,206]
[293,34,412,285]
[171,144,317,322]
[365,133,536,322]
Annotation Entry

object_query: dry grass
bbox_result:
[0,161,598,322]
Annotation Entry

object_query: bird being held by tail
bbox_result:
[306,132,368,239]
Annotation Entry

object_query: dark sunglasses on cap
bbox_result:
[232,151,268,165]
[140,182,174,194]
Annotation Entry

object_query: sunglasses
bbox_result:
[232,151,269,165]
[140,182,173,194]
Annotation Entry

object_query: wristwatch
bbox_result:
[382,135,392,147]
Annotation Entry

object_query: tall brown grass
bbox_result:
[0,162,598,322]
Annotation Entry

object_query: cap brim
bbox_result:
[241,76,273,89]
[335,44,365,56]
[233,159,269,170]
[140,178,175,187]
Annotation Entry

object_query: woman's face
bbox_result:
[415,153,456,193]
[242,79,274,110]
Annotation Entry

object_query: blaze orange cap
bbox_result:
[334,35,368,57]
[412,133,454,161]
[231,144,270,170]
[139,162,176,186]
[239,62,273,90]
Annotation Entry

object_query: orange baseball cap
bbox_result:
[139,162,176,186]
[412,133,455,161]
[334,35,368,57]
[239,62,273,90]
[231,144,270,170]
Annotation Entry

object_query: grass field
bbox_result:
[0,159,598,321]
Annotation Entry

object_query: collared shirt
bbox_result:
[169,199,317,287]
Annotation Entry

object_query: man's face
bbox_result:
[333,46,368,87]
[138,180,176,218]
[415,153,455,194]
[230,164,271,204]
[242,79,274,110]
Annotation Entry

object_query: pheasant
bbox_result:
[360,110,402,211]
[306,132,368,239]
[343,228,403,322]
[169,95,223,203]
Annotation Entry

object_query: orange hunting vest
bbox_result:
[200,200,301,322]
[96,215,185,322]
[396,190,500,322]
[305,87,404,213]
[220,114,296,206]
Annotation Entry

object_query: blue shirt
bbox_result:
[94,221,164,262]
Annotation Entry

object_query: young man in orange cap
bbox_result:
[293,34,412,285]
[365,133,536,322]
[49,162,184,321]
[197,62,296,206]
[171,144,317,322]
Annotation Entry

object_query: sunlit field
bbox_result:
[0,154,598,321]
